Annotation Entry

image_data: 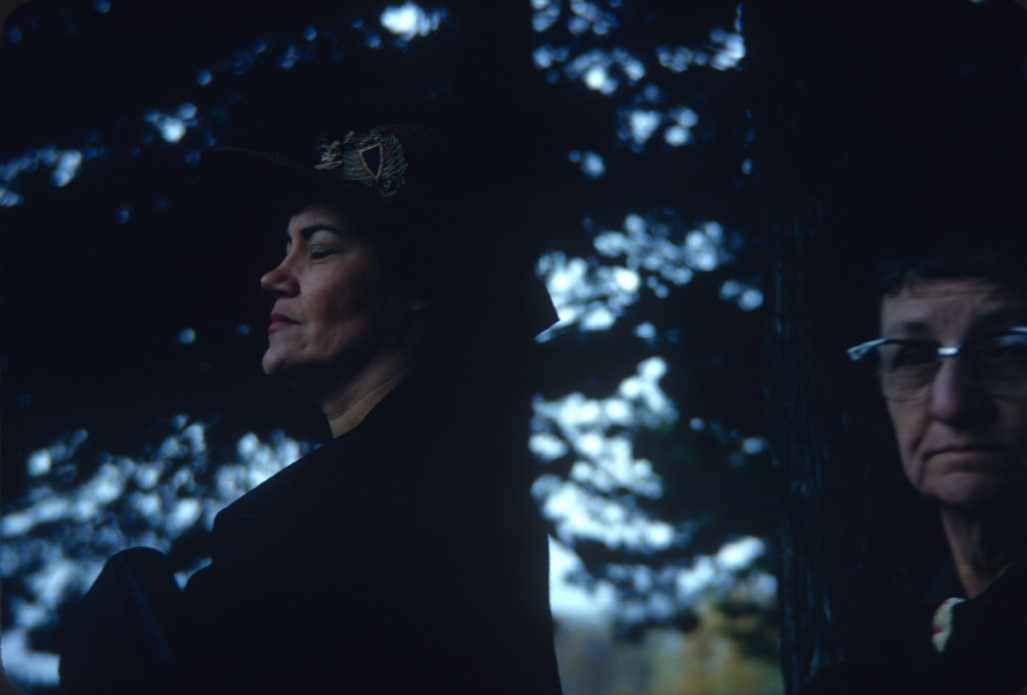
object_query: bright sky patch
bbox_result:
[380,2,444,42]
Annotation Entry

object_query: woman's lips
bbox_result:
[269,312,298,333]
[928,443,1008,457]
[924,444,1016,470]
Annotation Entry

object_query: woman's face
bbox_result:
[260,202,414,392]
[882,277,1027,510]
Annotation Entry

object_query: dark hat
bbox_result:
[203,124,557,340]
[206,124,459,226]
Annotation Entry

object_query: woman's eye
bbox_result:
[979,334,1027,361]
[310,246,338,259]
[891,345,935,368]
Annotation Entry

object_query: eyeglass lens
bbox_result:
[873,333,1027,401]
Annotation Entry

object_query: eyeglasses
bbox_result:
[847,327,1027,402]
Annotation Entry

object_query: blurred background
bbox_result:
[8,1,1024,693]
[1,1,804,693]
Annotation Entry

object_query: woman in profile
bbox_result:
[59,124,563,695]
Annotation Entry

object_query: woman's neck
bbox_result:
[941,502,1027,598]
[315,351,414,438]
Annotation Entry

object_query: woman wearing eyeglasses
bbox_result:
[804,236,1027,695]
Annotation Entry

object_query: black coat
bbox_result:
[60,368,563,695]
[800,559,1027,695]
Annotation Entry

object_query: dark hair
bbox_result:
[276,186,473,304]
[877,232,1027,298]
[278,186,555,355]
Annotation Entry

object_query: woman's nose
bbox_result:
[928,358,993,425]
[260,262,298,297]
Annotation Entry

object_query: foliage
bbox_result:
[1,1,777,690]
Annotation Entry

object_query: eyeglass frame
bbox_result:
[846,326,1027,401]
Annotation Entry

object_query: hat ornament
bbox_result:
[315,127,408,198]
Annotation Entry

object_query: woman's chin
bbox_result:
[261,355,329,402]
[261,352,282,378]
[930,471,1027,511]
[261,351,302,382]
